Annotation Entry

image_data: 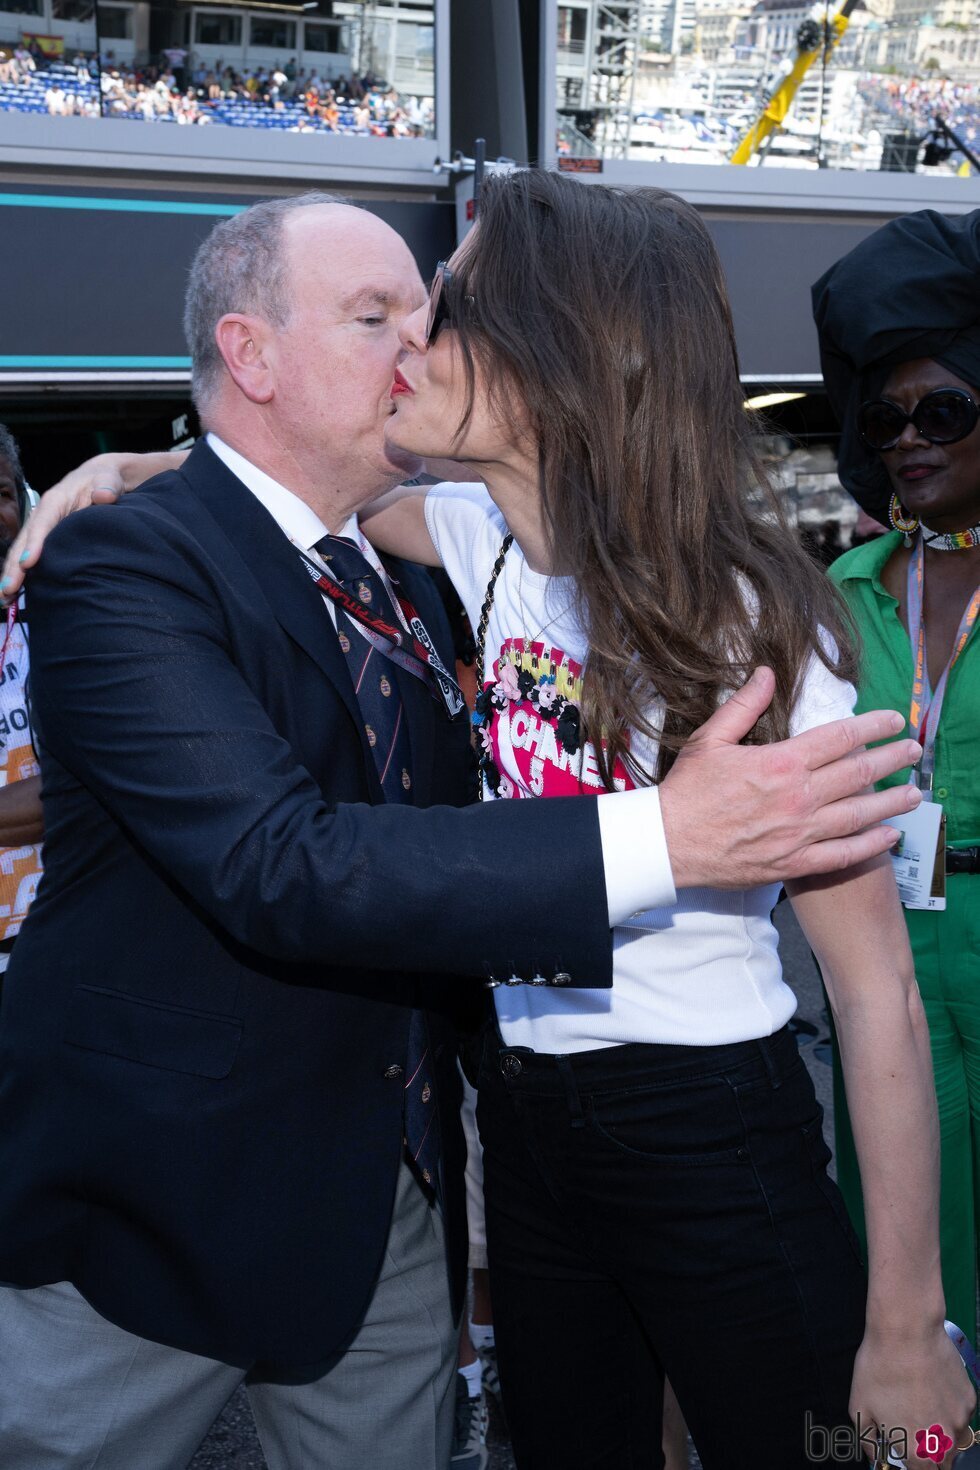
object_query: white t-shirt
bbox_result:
[424,482,856,1053]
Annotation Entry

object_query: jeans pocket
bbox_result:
[586,1078,748,1166]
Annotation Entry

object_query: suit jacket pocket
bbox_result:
[64,986,242,1079]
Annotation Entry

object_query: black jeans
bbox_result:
[477,1025,867,1470]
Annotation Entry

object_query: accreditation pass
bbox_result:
[884,799,947,912]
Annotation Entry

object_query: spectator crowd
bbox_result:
[0,45,434,134]
[860,74,980,154]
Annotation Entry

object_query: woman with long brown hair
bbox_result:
[362,170,972,1467]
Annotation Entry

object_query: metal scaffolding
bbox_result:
[590,3,641,156]
[556,1,641,157]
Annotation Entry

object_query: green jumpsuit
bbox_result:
[829,531,980,1343]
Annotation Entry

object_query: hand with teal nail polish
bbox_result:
[0,448,188,599]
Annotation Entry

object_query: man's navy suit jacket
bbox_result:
[0,441,613,1366]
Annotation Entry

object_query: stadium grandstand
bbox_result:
[0,53,433,130]
[0,0,434,131]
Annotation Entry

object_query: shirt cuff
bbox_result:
[596,786,677,926]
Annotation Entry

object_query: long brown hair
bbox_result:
[449,169,857,786]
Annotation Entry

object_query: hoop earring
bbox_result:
[889,493,919,548]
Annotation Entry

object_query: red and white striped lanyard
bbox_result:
[295,545,464,719]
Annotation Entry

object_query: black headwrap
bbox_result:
[812,208,980,524]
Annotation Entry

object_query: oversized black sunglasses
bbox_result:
[858,387,980,451]
[425,262,454,345]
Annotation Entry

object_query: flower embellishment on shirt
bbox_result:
[474,639,631,800]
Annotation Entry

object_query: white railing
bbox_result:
[557,39,587,62]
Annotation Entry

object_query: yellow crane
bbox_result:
[730,0,859,165]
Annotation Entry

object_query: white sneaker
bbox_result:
[450,1372,489,1469]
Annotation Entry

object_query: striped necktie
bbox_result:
[315,534,414,804]
[315,534,440,1194]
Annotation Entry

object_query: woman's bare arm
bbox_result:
[358,486,441,566]
[2,456,446,598]
[0,775,43,846]
[786,852,974,1461]
[2,451,188,598]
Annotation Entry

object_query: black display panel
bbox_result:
[0,184,455,370]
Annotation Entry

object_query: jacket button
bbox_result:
[384,1064,404,1080]
[500,1053,523,1078]
[551,972,572,986]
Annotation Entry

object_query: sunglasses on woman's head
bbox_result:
[857,387,980,451]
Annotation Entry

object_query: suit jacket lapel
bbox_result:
[181,442,382,793]
[181,442,452,806]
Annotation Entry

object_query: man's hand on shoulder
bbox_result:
[1,450,188,601]
[659,667,922,890]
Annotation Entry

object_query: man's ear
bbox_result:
[214,315,275,405]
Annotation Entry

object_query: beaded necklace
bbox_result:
[919,520,980,552]
[473,534,512,802]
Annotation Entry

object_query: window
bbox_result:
[249,16,296,48]
[303,21,342,52]
[194,10,241,46]
[97,3,132,38]
[0,0,42,15]
[53,0,95,19]
[401,19,432,62]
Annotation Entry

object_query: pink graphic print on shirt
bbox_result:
[483,638,637,799]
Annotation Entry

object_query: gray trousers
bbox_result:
[0,1162,457,1470]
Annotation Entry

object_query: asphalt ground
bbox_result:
[188,904,977,1470]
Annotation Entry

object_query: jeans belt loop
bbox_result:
[756,1032,783,1089]
[555,1053,585,1130]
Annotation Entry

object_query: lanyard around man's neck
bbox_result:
[296,546,465,720]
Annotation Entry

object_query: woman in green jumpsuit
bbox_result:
[814,210,980,1347]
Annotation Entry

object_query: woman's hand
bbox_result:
[850,1321,975,1464]
[1,450,187,600]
